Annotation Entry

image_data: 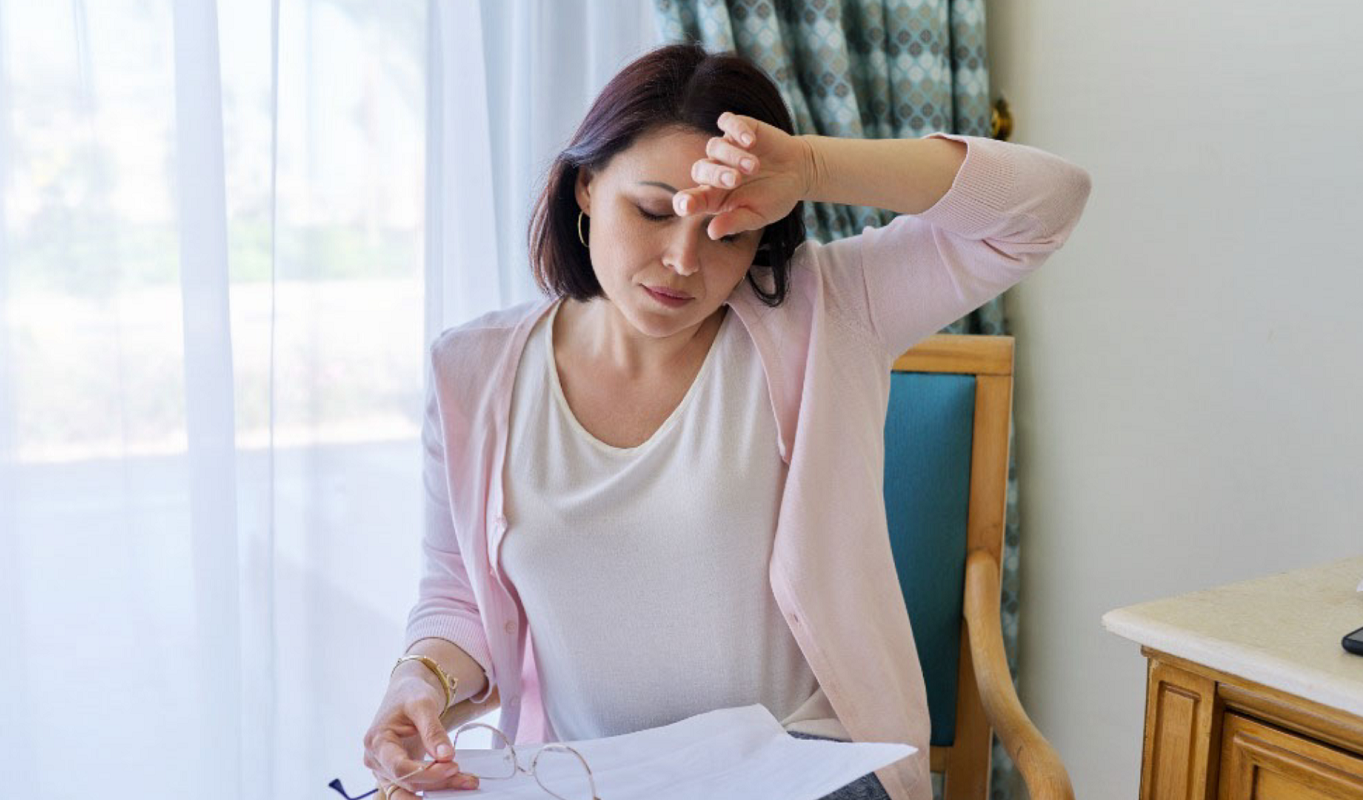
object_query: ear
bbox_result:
[573,166,594,215]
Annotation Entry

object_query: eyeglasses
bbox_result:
[329,721,601,800]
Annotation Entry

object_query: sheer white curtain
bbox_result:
[0,1,659,798]
[427,0,662,333]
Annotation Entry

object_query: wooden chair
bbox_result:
[441,333,1073,800]
[887,334,1073,799]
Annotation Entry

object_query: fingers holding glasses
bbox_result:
[371,762,480,796]
[377,778,474,800]
[370,732,476,792]
[409,696,458,764]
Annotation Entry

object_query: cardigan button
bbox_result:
[504,620,516,634]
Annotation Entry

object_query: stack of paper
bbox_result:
[431,703,916,800]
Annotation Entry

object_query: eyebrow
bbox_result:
[636,181,717,222]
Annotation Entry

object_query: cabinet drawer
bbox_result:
[1218,712,1363,799]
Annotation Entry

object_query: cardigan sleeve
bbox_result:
[809,132,1093,360]
[402,343,496,701]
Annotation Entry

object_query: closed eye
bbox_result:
[636,205,742,244]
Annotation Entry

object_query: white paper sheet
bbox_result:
[428,703,916,800]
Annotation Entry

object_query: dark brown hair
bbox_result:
[528,42,805,307]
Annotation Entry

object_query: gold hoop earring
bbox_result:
[577,210,589,247]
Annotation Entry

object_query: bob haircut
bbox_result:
[529,41,806,308]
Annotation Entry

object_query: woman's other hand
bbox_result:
[673,111,816,242]
[362,667,480,797]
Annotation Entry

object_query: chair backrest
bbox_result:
[883,334,1014,799]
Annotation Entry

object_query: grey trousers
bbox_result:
[787,731,893,800]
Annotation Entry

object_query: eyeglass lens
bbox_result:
[453,723,517,779]
[532,745,596,800]
[452,723,596,800]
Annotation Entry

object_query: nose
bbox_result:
[663,221,709,277]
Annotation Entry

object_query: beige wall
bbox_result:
[982,0,1363,794]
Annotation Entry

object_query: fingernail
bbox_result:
[741,158,755,173]
[722,172,735,187]
[742,133,753,146]
[437,744,453,759]
[680,196,690,212]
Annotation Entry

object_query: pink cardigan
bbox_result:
[408,131,1092,800]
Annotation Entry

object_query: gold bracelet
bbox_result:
[392,654,459,713]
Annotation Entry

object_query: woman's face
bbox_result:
[573,126,764,339]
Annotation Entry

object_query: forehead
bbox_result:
[609,127,710,181]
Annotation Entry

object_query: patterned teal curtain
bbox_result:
[651,2,1023,799]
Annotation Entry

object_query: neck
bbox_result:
[561,298,724,379]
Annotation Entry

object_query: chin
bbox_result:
[627,303,701,337]
[630,312,689,338]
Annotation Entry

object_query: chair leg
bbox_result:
[943,606,993,800]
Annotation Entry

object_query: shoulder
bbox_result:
[429,297,549,368]
[427,297,552,419]
[425,295,553,397]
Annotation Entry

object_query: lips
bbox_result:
[644,285,692,300]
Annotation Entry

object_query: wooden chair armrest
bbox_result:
[439,686,502,731]
[963,548,1075,800]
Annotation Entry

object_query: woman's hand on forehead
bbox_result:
[673,111,814,242]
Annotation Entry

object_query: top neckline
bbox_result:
[543,298,731,455]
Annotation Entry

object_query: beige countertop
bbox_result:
[1101,554,1363,719]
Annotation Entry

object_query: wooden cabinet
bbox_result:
[1218,712,1363,799]
[1140,655,1220,798]
[1104,556,1363,800]
[1138,650,1363,800]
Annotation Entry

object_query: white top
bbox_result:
[1101,554,1363,719]
[500,299,849,742]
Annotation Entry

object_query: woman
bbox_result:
[363,42,1091,800]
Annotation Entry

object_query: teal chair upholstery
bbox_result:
[876,334,1073,800]
[884,371,976,749]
